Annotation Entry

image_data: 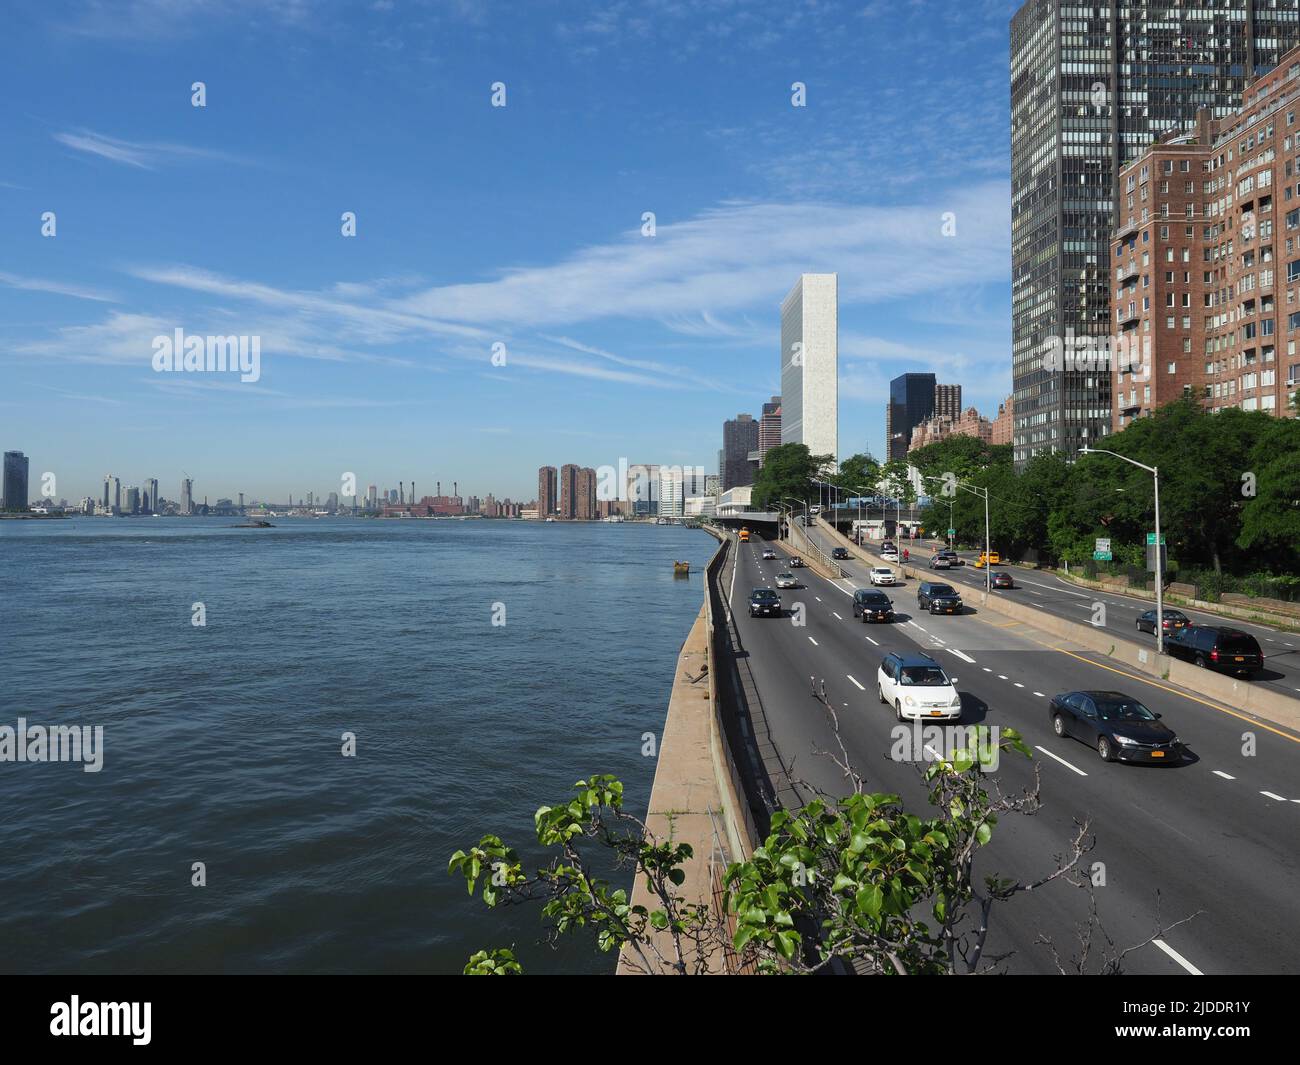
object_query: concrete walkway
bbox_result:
[616,607,727,975]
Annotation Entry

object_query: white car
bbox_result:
[881,548,899,563]
[775,572,798,589]
[877,652,963,722]
[869,567,896,586]
[761,549,777,560]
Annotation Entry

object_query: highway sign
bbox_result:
[947,528,955,537]
[1095,537,1110,553]
[1093,551,1113,561]
[1146,532,1165,546]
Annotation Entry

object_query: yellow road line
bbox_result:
[1051,646,1300,744]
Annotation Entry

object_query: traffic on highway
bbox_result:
[729,528,1300,975]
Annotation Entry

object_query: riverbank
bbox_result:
[618,526,756,975]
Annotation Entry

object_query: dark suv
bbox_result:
[852,589,894,623]
[832,547,851,560]
[748,588,782,618]
[1164,625,1262,677]
[918,581,963,615]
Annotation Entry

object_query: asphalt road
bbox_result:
[804,522,1300,701]
[732,533,1300,974]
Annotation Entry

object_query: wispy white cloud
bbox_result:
[52,129,250,170]
[0,271,117,303]
[395,184,1009,330]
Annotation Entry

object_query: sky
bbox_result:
[1,0,1019,504]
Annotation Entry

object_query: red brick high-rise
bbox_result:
[537,466,557,519]
[575,467,597,520]
[1112,55,1300,429]
[558,464,579,519]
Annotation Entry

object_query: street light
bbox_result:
[1079,447,1164,655]
[780,497,804,541]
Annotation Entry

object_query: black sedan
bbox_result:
[1136,608,1189,635]
[748,588,782,618]
[832,547,851,560]
[1048,690,1183,764]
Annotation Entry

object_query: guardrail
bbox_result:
[784,519,845,580]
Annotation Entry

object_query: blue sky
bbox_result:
[1,0,1017,504]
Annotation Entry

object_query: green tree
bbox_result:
[750,443,833,511]
[451,736,1194,973]
[832,452,880,495]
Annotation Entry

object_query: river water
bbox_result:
[0,517,713,974]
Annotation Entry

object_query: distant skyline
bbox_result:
[1,1,1016,501]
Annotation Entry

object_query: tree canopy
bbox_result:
[750,443,833,511]
[912,399,1300,577]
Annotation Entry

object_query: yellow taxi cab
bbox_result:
[973,551,1001,568]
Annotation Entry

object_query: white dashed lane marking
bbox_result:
[808,637,819,646]
[1034,745,1089,777]
[832,612,843,620]
[1212,771,1236,780]
[1261,791,1287,802]
[947,648,976,663]
[1153,939,1203,976]
[846,675,865,691]
[864,635,879,646]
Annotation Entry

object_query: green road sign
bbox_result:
[948,528,955,537]
[1093,551,1113,561]
[1146,532,1166,546]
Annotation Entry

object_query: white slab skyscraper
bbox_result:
[779,273,838,466]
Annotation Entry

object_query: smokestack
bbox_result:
[437,481,441,498]
[400,483,404,504]
[453,481,458,499]
[412,482,416,504]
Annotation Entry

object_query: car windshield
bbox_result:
[861,593,889,604]
[929,585,956,596]
[1093,697,1156,721]
[752,590,777,600]
[778,573,793,579]
[900,666,949,687]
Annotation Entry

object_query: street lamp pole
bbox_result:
[920,474,991,593]
[1079,447,1163,655]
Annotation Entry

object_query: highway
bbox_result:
[805,520,1300,700]
[728,531,1300,974]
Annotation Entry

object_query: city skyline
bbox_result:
[0,1,1014,502]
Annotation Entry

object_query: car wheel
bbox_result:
[1053,714,1066,738]
[877,685,886,705]
[894,700,904,723]
[1136,620,1143,632]
[1097,736,1113,762]
[1195,653,1207,668]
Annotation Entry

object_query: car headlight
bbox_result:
[1114,735,1138,746]
[904,696,916,707]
